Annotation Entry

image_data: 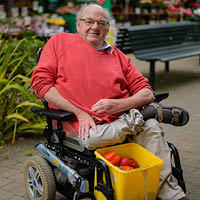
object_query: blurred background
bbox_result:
[1,0,200,41]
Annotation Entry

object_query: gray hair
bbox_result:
[76,3,111,22]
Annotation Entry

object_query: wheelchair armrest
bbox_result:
[154,92,169,103]
[31,106,75,121]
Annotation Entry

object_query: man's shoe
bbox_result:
[178,196,190,200]
[151,103,189,126]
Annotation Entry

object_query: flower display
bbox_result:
[163,0,200,22]
[112,0,200,23]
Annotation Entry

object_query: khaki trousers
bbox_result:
[79,109,185,200]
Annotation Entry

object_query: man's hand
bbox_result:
[91,89,154,115]
[43,87,97,140]
[91,99,121,115]
[76,110,97,139]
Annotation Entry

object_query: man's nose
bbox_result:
[91,22,99,28]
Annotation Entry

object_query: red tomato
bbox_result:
[103,151,121,166]
[120,165,134,170]
[132,161,139,168]
[119,157,130,166]
[103,151,117,162]
[110,154,121,166]
[129,158,139,168]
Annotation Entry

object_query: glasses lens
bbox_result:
[98,21,107,28]
[84,19,94,26]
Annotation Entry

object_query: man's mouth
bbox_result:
[89,32,100,36]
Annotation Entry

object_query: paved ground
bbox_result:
[0,55,200,200]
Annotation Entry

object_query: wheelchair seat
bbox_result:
[59,134,95,157]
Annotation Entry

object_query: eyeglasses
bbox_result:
[79,18,109,28]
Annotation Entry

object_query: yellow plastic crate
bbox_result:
[94,143,163,200]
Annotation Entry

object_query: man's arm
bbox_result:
[91,88,154,115]
[44,87,97,139]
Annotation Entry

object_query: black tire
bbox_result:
[24,155,56,200]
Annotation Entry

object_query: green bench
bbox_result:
[115,21,200,90]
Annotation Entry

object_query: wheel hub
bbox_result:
[33,179,36,187]
[27,166,43,199]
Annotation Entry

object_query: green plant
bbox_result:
[137,0,152,9]
[26,151,34,156]
[0,32,46,146]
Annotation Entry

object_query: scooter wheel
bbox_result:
[24,155,56,200]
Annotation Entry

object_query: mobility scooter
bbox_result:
[23,49,187,200]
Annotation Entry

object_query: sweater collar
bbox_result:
[76,33,113,54]
[98,41,113,54]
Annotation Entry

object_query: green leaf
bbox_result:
[8,51,30,79]
[0,79,8,85]
[17,123,47,131]
[11,119,17,144]
[26,151,34,156]
[6,113,29,122]
[15,101,43,109]
[9,74,30,84]
[4,56,22,67]
[0,83,31,99]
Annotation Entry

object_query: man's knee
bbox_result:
[143,119,164,135]
[134,119,164,146]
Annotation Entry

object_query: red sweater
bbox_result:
[31,33,152,132]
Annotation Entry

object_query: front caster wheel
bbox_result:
[24,155,56,200]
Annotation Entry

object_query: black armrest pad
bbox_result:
[154,92,169,103]
[31,106,75,121]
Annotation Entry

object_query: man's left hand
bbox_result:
[91,99,121,114]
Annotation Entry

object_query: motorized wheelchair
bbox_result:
[23,49,187,200]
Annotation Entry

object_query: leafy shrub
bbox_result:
[0,32,47,146]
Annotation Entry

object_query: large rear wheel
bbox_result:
[24,155,56,200]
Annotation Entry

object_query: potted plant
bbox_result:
[139,0,152,13]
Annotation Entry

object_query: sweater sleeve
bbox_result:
[31,34,59,99]
[125,57,153,95]
[115,49,153,95]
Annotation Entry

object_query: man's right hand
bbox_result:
[76,110,97,139]
[43,87,97,139]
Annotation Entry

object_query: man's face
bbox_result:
[77,5,109,49]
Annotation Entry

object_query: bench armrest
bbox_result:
[31,106,75,121]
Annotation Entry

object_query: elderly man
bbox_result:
[31,4,189,200]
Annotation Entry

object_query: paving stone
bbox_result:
[184,168,200,186]
[9,173,24,184]
[7,195,27,200]
[186,182,200,200]
[0,176,14,187]
[0,189,15,200]
[1,181,19,191]
[10,185,27,196]
[0,168,19,178]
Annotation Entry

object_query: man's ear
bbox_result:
[76,20,80,32]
